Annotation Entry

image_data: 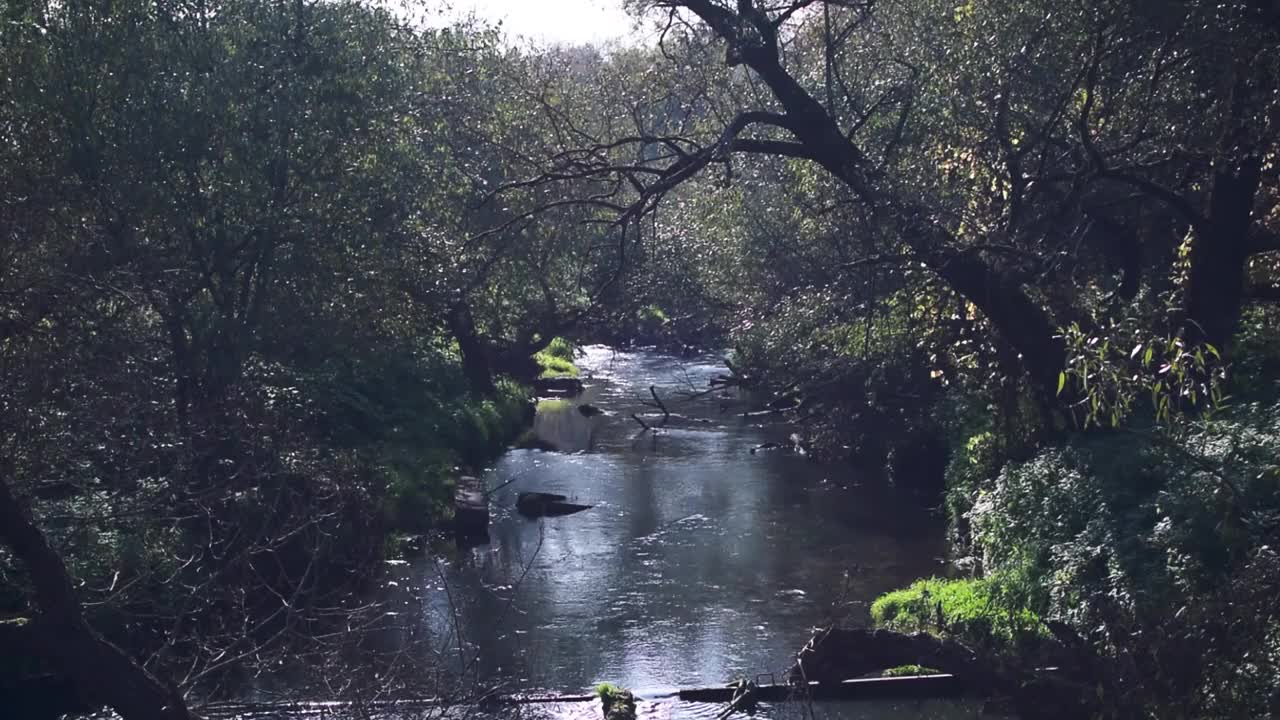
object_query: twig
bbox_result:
[485,471,525,497]
[649,385,670,423]
[434,559,467,674]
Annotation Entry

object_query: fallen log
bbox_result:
[533,377,584,396]
[789,627,1100,720]
[678,674,965,703]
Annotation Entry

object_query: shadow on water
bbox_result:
[355,346,963,718]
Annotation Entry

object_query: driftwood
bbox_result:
[633,386,672,434]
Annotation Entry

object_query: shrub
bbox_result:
[966,404,1280,716]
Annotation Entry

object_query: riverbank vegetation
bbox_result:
[0,0,603,713]
[1,0,1277,717]
[533,337,581,378]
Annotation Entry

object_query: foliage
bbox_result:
[1231,305,1280,402]
[0,0,1277,715]
[1057,321,1227,429]
[969,405,1280,716]
[0,0,550,699]
[943,430,1003,546]
[540,337,577,362]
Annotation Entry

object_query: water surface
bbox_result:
[377,346,947,702]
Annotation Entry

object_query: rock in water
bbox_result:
[515,491,593,518]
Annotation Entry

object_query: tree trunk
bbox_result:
[930,249,1067,403]
[446,304,495,394]
[0,477,198,720]
[1183,158,1263,354]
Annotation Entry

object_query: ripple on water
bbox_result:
[633,514,716,545]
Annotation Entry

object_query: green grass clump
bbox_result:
[594,682,622,697]
[595,683,636,720]
[871,577,1045,647]
[533,337,579,378]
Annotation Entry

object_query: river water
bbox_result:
[370,346,969,719]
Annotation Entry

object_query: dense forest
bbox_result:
[1,0,1278,718]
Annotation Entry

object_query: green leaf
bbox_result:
[1057,371,1066,396]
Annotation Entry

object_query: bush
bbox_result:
[966,404,1280,717]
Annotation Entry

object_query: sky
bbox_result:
[431,0,639,46]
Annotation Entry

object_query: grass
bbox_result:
[594,682,623,697]
[533,337,580,379]
[871,577,1045,646]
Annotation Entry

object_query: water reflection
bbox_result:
[532,400,604,452]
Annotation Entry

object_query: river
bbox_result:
[371,346,970,719]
